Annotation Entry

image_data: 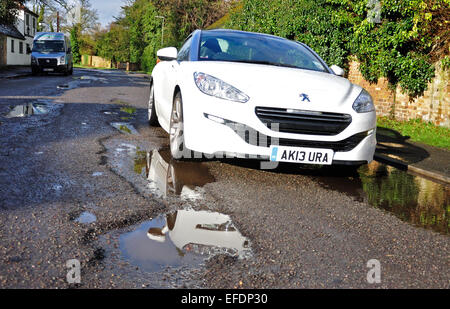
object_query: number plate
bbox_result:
[43,68,54,72]
[270,145,334,165]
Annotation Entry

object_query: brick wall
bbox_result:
[91,56,112,68]
[81,55,112,68]
[348,59,449,128]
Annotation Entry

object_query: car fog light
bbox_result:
[204,113,226,124]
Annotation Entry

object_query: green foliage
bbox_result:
[94,0,229,72]
[227,0,449,98]
[227,0,354,70]
[95,24,130,63]
[70,25,81,64]
[0,0,25,25]
[37,4,44,32]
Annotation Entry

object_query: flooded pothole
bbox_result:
[317,161,449,234]
[75,211,97,224]
[105,140,216,203]
[134,148,215,199]
[110,122,139,135]
[119,209,251,273]
[57,79,90,90]
[5,101,52,118]
[80,75,107,82]
[120,107,136,115]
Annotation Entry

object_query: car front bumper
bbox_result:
[181,88,377,164]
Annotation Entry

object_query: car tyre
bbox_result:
[169,92,192,160]
[148,83,160,126]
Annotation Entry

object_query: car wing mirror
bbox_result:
[330,65,345,77]
[157,47,177,61]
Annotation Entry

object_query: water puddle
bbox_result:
[119,209,251,272]
[5,102,51,118]
[110,122,139,135]
[75,211,97,224]
[80,75,107,82]
[317,161,449,234]
[134,148,215,199]
[57,80,89,90]
[120,107,136,115]
[102,111,118,115]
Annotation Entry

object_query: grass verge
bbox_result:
[377,117,450,149]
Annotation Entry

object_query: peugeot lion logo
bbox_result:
[300,93,310,102]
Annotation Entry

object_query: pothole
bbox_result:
[316,161,450,235]
[119,209,252,273]
[136,148,215,200]
[110,122,139,135]
[5,100,57,118]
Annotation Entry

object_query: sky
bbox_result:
[90,0,126,27]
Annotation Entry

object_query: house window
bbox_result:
[11,39,14,53]
[26,14,30,35]
[26,43,30,53]
[19,42,23,54]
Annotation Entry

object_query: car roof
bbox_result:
[200,28,287,41]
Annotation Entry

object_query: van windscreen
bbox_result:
[32,40,65,53]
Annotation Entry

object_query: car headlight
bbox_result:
[59,56,65,65]
[194,72,249,103]
[352,89,375,113]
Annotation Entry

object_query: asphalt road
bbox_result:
[0,69,448,289]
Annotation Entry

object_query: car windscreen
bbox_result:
[199,31,328,73]
[32,40,65,53]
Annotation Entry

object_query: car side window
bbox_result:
[177,36,192,62]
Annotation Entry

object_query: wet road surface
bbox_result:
[0,69,448,288]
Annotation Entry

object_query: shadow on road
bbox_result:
[375,126,430,165]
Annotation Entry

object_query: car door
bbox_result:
[158,36,193,130]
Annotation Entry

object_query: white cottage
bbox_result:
[0,6,38,66]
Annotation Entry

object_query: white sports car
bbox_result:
[149,29,376,166]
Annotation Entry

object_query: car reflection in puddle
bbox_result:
[119,209,251,272]
[134,148,214,199]
[317,161,449,234]
[5,102,51,118]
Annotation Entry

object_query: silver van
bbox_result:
[29,32,73,75]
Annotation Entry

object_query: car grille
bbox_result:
[38,58,58,67]
[273,133,368,152]
[255,107,352,136]
[226,122,367,152]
